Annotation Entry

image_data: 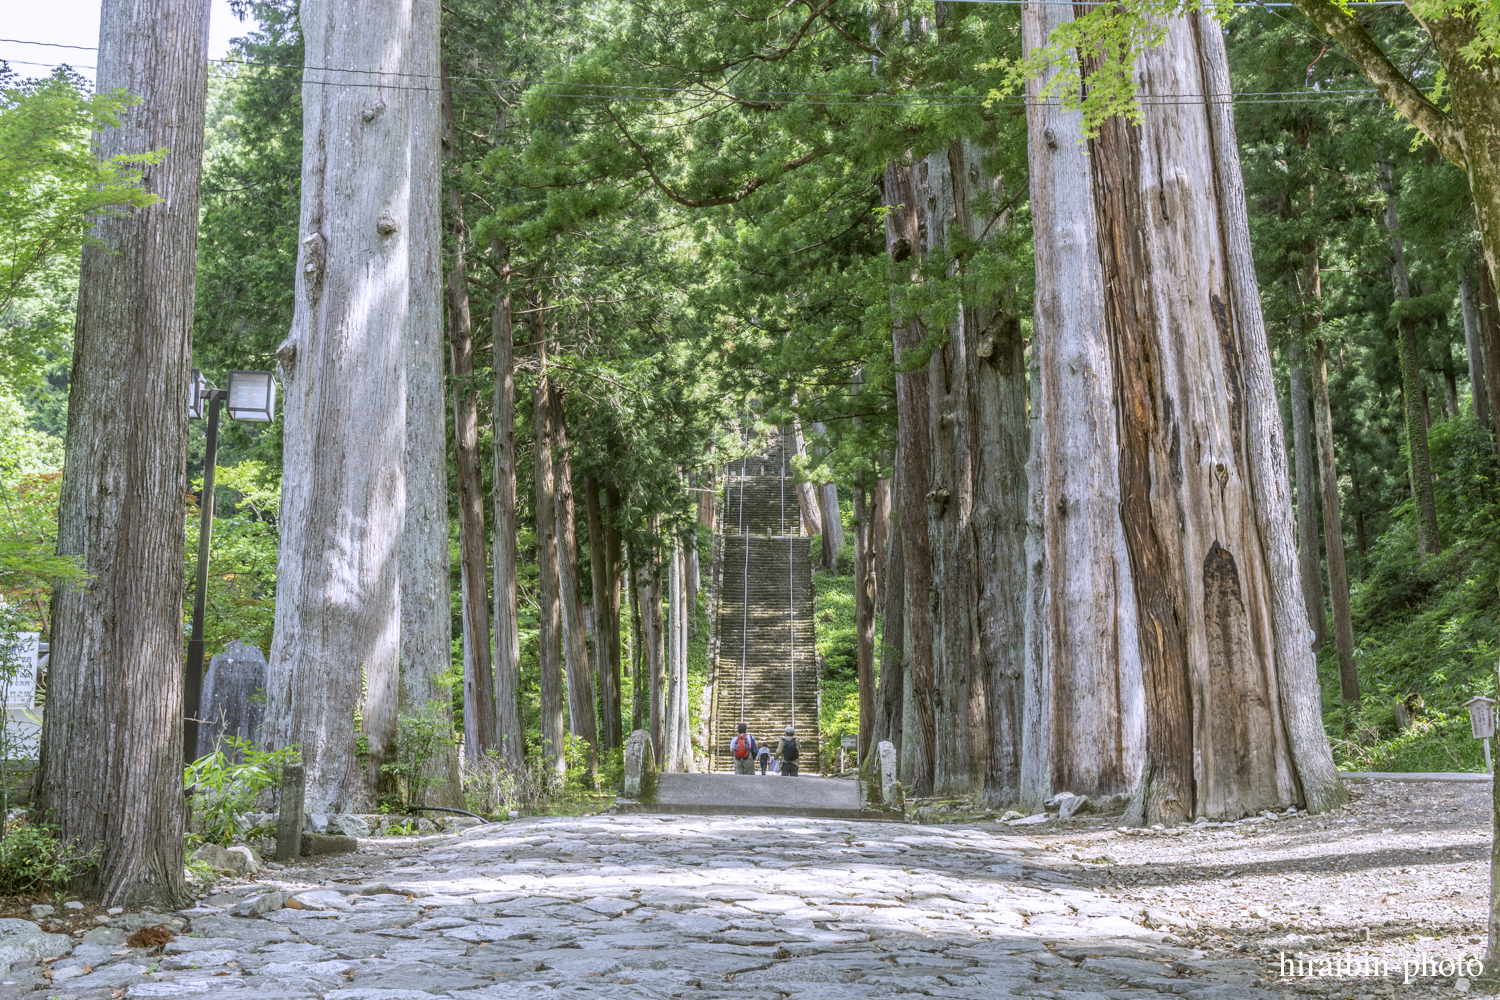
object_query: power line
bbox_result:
[1,57,1386,107]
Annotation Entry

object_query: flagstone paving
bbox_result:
[0,790,1477,999]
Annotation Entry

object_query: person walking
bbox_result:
[729,722,758,775]
[757,742,772,776]
[774,725,800,777]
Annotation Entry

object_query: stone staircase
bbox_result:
[710,429,822,774]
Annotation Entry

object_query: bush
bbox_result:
[380,711,457,809]
[184,738,300,846]
[0,820,97,894]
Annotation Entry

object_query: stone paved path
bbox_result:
[0,813,1283,1000]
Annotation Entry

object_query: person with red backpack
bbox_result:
[728,722,759,775]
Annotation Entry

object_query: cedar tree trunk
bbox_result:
[39,0,209,907]
[550,388,597,774]
[1021,5,1344,820]
[268,0,443,812]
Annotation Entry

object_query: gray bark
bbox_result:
[1461,268,1492,429]
[665,542,693,771]
[1312,341,1359,713]
[1377,156,1442,555]
[533,351,565,777]
[269,0,444,813]
[854,481,875,759]
[883,159,937,798]
[491,252,523,767]
[871,476,890,611]
[441,66,495,764]
[551,388,598,775]
[400,0,459,804]
[1020,0,1144,811]
[1021,7,1344,819]
[789,419,822,537]
[1288,341,1325,652]
[38,0,209,907]
[585,476,619,751]
[809,421,843,568]
[871,516,904,756]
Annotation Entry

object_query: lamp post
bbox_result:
[185,368,276,764]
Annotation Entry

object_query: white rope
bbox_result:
[782,429,795,736]
[739,420,749,729]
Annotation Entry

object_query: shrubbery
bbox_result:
[0,819,96,894]
[1322,417,1500,769]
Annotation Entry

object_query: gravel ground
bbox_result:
[1015,778,1494,998]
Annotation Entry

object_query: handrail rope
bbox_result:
[782,428,795,737]
[739,419,749,730]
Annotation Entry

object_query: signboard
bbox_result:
[2,633,38,710]
[840,734,858,750]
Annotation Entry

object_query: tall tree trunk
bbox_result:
[39,0,208,906]
[629,542,645,734]
[1020,3,1144,812]
[1377,156,1443,555]
[442,73,496,760]
[1288,341,1325,652]
[533,347,565,777]
[871,476,890,612]
[491,247,523,767]
[1441,343,1460,419]
[1350,464,1368,560]
[882,160,937,798]
[637,545,665,765]
[400,0,459,804]
[1461,268,1492,431]
[605,485,625,744]
[917,143,986,798]
[854,480,875,761]
[1478,266,1500,454]
[1312,341,1359,716]
[550,388,597,775]
[665,542,693,771]
[788,419,822,537]
[809,421,843,568]
[585,477,619,751]
[268,0,440,813]
[1021,5,1344,820]
[872,516,905,756]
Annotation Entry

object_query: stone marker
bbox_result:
[274,763,305,863]
[196,640,267,758]
[877,740,902,812]
[299,833,357,856]
[621,729,656,802]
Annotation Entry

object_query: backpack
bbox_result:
[733,734,752,759]
[782,737,799,762]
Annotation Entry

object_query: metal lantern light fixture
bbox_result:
[182,365,277,762]
[225,370,277,422]
[1464,696,1495,772]
[188,368,207,420]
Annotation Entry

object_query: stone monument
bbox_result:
[197,640,267,758]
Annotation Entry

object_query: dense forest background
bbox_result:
[2,0,1496,785]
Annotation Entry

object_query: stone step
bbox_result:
[617,773,898,820]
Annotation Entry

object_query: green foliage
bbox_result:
[0,819,97,894]
[813,529,880,764]
[985,0,1231,134]
[185,461,280,659]
[184,739,301,847]
[0,68,162,372]
[380,710,458,808]
[1331,709,1487,773]
[1320,417,1500,769]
